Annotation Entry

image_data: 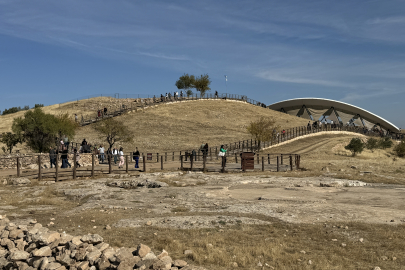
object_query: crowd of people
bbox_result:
[48,136,142,170]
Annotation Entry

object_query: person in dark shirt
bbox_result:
[133,147,140,168]
[49,147,56,168]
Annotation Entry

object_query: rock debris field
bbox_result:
[1,171,405,269]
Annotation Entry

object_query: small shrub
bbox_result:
[365,138,379,152]
[394,140,405,157]
[345,138,364,156]
[379,137,393,149]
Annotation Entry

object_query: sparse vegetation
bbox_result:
[365,137,379,152]
[175,73,211,97]
[93,117,133,150]
[246,116,279,150]
[11,108,78,152]
[345,137,364,156]
[394,140,405,157]
[0,132,22,153]
[379,137,393,149]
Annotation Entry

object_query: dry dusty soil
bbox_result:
[1,171,405,269]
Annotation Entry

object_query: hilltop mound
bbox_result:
[74,99,310,153]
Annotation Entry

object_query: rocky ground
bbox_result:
[1,172,405,269]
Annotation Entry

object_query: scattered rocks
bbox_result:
[107,179,168,189]
[9,177,31,186]
[320,179,368,187]
[0,217,198,270]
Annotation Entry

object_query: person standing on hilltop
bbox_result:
[118,147,125,168]
[133,147,140,168]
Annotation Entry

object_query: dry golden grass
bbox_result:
[22,206,405,270]
[1,98,309,154]
[74,99,310,153]
[261,134,405,184]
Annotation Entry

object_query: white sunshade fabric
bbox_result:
[352,117,364,126]
[307,108,329,121]
[336,110,355,125]
[299,109,312,120]
[326,111,340,123]
[286,109,300,117]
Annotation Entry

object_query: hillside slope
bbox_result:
[74,99,310,153]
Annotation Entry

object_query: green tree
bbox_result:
[247,117,280,151]
[194,74,211,97]
[0,132,22,154]
[378,137,393,149]
[12,108,78,153]
[175,74,195,91]
[345,138,364,156]
[55,113,79,140]
[365,137,379,152]
[394,140,405,157]
[93,118,133,151]
[186,89,193,97]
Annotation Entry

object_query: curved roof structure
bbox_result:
[268,98,400,132]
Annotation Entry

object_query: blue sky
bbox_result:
[1,0,404,128]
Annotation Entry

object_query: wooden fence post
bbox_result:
[210,148,212,160]
[216,147,218,160]
[181,155,183,170]
[125,156,128,173]
[16,157,20,177]
[55,154,59,181]
[38,155,42,181]
[109,154,112,174]
[268,154,270,164]
[143,156,146,172]
[91,154,94,177]
[257,153,260,164]
[161,157,164,170]
[190,155,193,170]
[203,155,206,172]
[235,153,238,163]
[172,152,174,161]
[290,155,293,171]
[73,153,77,180]
[165,152,167,162]
[157,153,159,163]
[281,154,283,165]
[277,156,280,172]
[262,156,264,171]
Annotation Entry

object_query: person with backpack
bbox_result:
[133,147,140,168]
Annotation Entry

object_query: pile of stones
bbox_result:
[0,216,200,270]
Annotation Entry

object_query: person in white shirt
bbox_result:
[118,147,124,168]
[112,147,118,164]
[98,145,105,164]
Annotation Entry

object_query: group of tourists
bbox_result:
[49,146,80,169]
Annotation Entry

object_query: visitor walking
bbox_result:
[74,148,81,167]
[219,145,227,168]
[133,147,140,168]
[49,147,56,168]
[112,147,118,164]
[98,145,105,164]
[118,147,124,168]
